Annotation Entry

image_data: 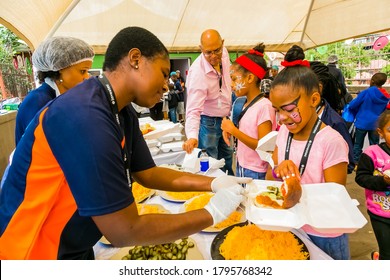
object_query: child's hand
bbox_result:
[222,130,231,146]
[383,174,390,185]
[221,117,235,134]
[273,160,301,180]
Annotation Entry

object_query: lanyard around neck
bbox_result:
[98,74,132,187]
[285,117,322,176]
[236,93,264,128]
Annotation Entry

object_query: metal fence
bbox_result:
[0,63,34,100]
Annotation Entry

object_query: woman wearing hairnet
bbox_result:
[14,36,94,145]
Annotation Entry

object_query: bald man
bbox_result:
[183,29,234,175]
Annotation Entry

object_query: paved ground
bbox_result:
[346,172,377,260]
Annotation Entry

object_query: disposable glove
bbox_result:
[211,175,252,192]
[204,185,244,225]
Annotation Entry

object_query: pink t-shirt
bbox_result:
[185,48,232,140]
[236,98,276,172]
[276,124,349,237]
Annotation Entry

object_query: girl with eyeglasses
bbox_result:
[265,45,350,260]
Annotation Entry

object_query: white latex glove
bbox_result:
[211,175,253,192]
[204,185,244,225]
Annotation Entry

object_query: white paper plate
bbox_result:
[181,193,246,233]
[158,190,209,203]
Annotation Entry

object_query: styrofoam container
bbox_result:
[143,122,183,140]
[158,132,184,143]
[245,180,367,233]
[149,146,160,156]
[145,139,159,148]
[160,141,184,153]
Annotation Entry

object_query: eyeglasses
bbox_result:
[203,46,223,57]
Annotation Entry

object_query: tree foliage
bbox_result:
[0,25,33,99]
[305,42,375,81]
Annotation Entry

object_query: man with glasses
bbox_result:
[182,29,234,175]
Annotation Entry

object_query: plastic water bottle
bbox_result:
[199,149,209,172]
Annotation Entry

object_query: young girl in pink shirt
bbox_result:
[355,109,390,260]
[221,43,276,179]
[266,45,349,260]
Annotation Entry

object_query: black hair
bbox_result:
[377,109,390,130]
[233,43,268,87]
[271,45,319,96]
[103,26,169,71]
[371,73,388,87]
[310,61,343,113]
[37,71,60,83]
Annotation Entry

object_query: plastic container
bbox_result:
[245,180,367,233]
[199,149,209,172]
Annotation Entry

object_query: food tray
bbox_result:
[149,146,160,156]
[145,139,159,148]
[109,237,203,260]
[158,132,184,143]
[245,180,367,233]
[143,122,183,140]
[160,141,184,153]
[181,194,246,233]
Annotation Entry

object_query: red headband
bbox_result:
[235,55,267,79]
[248,49,264,57]
[281,59,310,68]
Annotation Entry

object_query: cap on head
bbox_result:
[328,55,338,64]
[170,71,177,77]
[176,70,180,73]
[32,36,94,72]
[271,65,279,70]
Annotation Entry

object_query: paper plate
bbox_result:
[158,190,208,203]
[132,182,156,203]
[182,193,246,233]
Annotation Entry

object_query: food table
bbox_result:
[93,117,334,260]
[93,169,333,260]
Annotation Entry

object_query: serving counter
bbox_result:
[93,117,333,260]
[93,168,333,260]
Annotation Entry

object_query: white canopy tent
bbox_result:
[1,0,390,54]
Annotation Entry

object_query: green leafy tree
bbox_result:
[0,25,33,99]
[305,39,389,84]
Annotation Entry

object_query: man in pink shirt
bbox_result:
[182,29,234,175]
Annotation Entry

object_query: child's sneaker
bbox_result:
[371,251,379,260]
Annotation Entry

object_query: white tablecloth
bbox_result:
[94,190,332,260]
